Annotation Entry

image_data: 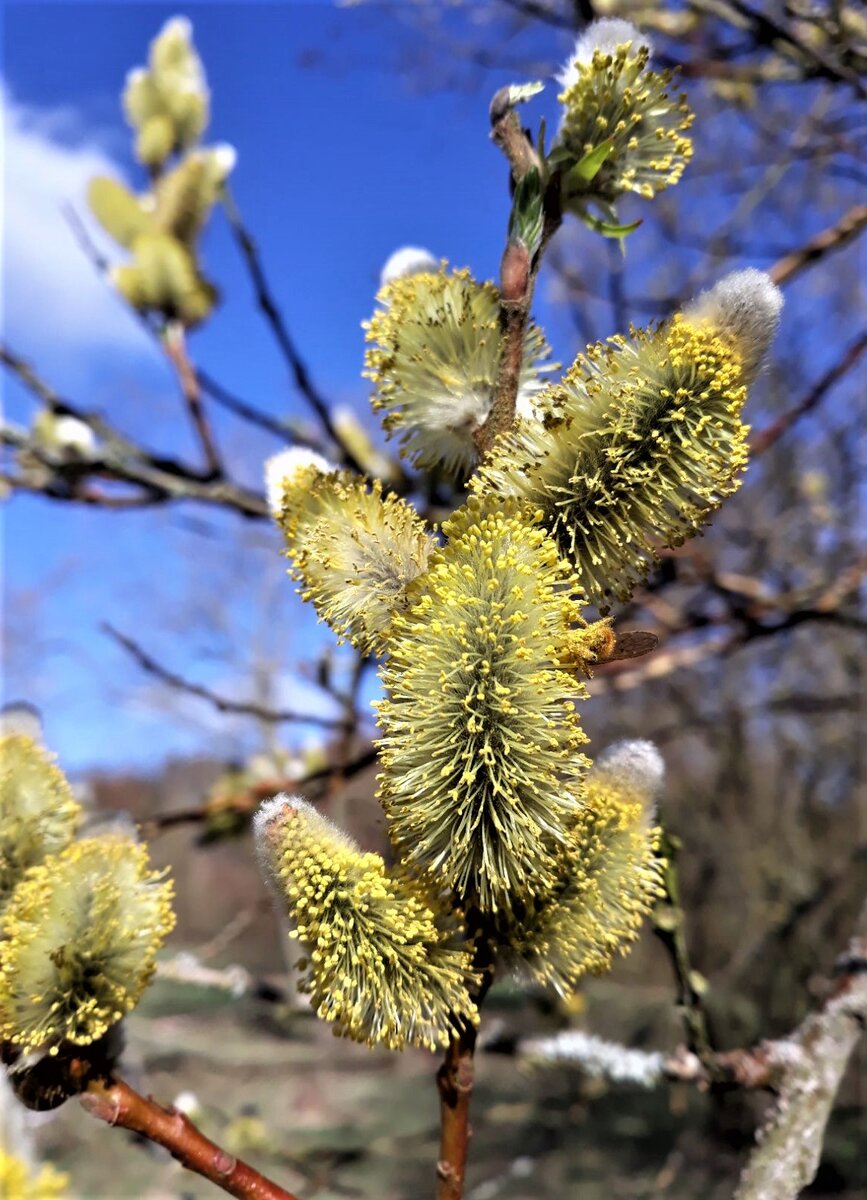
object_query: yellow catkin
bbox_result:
[276,462,435,656]
[363,266,554,478]
[377,496,591,911]
[256,797,477,1050]
[0,838,174,1052]
[0,735,81,910]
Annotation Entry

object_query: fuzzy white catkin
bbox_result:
[591,739,665,808]
[52,416,98,457]
[264,447,335,514]
[380,246,439,288]
[523,1030,665,1087]
[557,18,652,89]
[685,269,783,383]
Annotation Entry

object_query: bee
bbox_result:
[556,628,659,675]
[594,629,659,665]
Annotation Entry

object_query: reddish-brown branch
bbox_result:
[163,323,222,478]
[81,1076,300,1200]
[476,91,560,460]
[436,1026,478,1200]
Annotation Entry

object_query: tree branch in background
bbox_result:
[2,344,269,518]
[734,904,867,1199]
[102,623,348,728]
[141,744,379,835]
[81,1075,301,1200]
[219,188,363,472]
[163,322,223,478]
[751,328,867,456]
[769,203,867,287]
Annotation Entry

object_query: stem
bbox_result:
[475,92,561,460]
[81,1076,300,1200]
[164,322,222,478]
[653,830,714,1065]
[435,1023,478,1200]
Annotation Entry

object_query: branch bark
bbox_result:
[475,89,561,460]
[436,1025,479,1200]
[81,1076,301,1200]
[735,906,867,1199]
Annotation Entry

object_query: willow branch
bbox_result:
[81,1075,300,1200]
[476,89,561,459]
[102,623,349,728]
[2,345,269,517]
[163,322,222,478]
[141,746,379,835]
[652,830,715,1066]
[436,1024,478,1200]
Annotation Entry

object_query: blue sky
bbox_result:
[2,3,579,772]
[3,4,862,774]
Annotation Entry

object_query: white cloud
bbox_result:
[1,79,151,361]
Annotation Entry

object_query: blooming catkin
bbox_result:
[0,736,81,911]
[376,496,591,911]
[0,837,174,1052]
[254,796,478,1050]
[122,16,209,167]
[554,19,693,212]
[514,740,664,993]
[273,453,435,656]
[364,266,555,478]
[474,271,783,606]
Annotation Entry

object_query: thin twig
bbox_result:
[81,1075,300,1200]
[102,623,348,728]
[140,746,379,835]
[163,322,223,478]
[735,904,867,1199]
[652,830,715,1066]
[219,188,363,472]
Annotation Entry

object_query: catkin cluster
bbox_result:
[87,17,232,326]
[0,736,174,1056]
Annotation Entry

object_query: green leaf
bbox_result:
[508,166,544,256]
[579,208,642,240]
[570,139,616,185]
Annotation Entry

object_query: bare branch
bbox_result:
[102,623,348,728]
[81,1075,301,1200]
[769,203,867,287]
[735,907,867,1199]
[163,322,223,478]
[219,187,364,472]
[751,328,867,456]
